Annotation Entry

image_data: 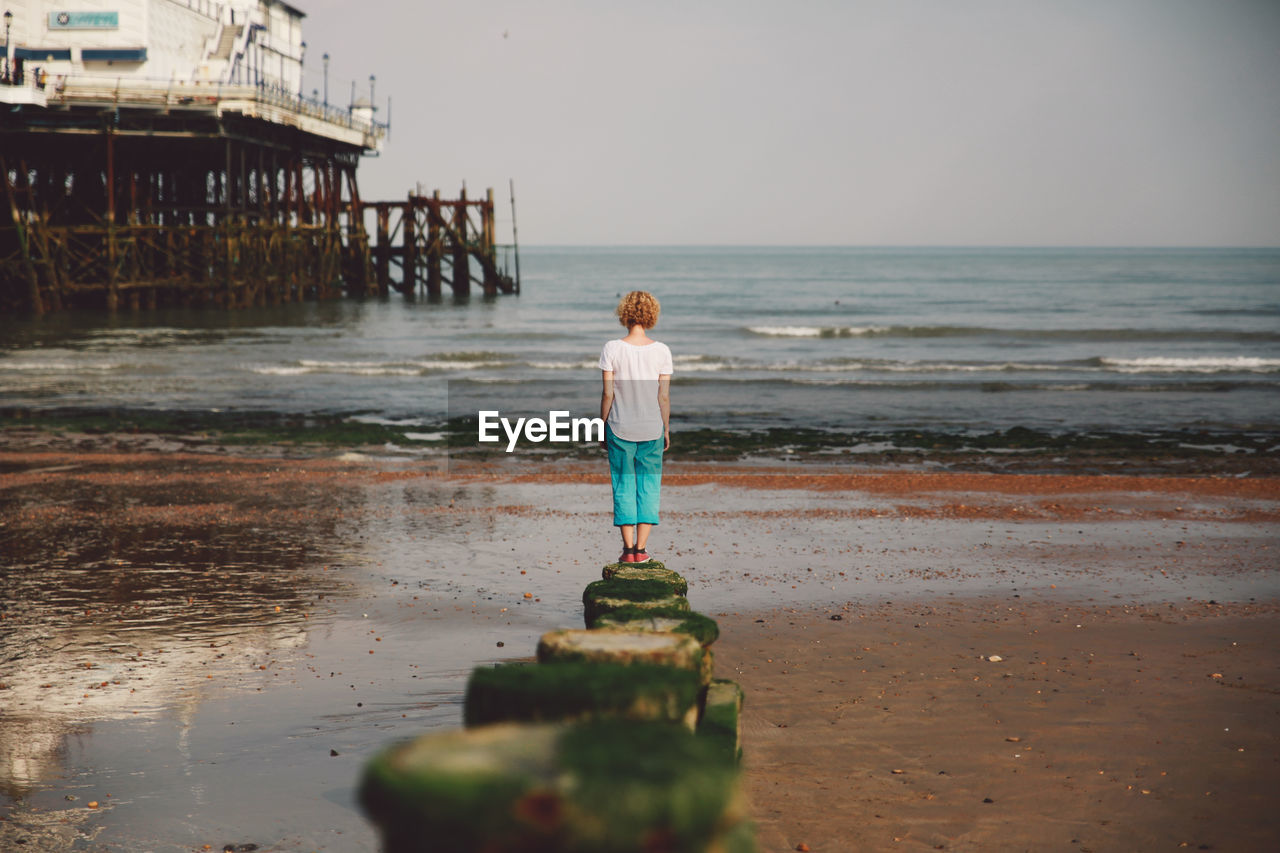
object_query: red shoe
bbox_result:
[619,548,636,563]
[631,547,652,563]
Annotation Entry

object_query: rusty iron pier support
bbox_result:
[365,187,518,299]
[2,114,376,313]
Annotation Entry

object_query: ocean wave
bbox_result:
[678,363,734,372]
[248,358,506,376]
[0,361,125,371]
[791,360,1080,374]
[673,377,1271,393]
[674,356,734,372]
[692,354,1280,376]
[246,354,1280,379]
[418,350,510,363]
[701,358,1097,374]
[528,354,736,372]
[744,324,1280,342]
[251,364,419,377]
[88,328,234,340]
[80,328,294,348]
[746,325,890,338]
[348,415,433,427]
[408,359,508,370]
[1192,307,1280,317]
[527,360,598,370]
[442,354,1280,377]
[1099,356,1280,374]
[402,431,445,442]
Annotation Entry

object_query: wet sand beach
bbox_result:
[717,602,1279,852]
[1,435,1277,851]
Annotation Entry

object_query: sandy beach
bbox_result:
[1,433,1277,851]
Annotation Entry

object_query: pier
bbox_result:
[0,0,517,313]
[368,186,519,299]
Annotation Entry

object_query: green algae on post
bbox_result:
[464,661,701,729]
[590,606,720,647]
[583,578,689,624]
[600,561,689,595]
[537,628,711,686]
[699,679,746,764]
[358,720,753,853]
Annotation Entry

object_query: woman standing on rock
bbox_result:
[599,291,672,564]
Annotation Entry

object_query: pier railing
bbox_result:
[2,71,387,149]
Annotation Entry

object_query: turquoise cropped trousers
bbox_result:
[605,425,664,526]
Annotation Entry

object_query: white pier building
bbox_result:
[1,0,382,151]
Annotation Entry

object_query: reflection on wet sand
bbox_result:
[0,453,364,803]
[3,445,1278,850]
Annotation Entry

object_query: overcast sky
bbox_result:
[299,0,1280,247]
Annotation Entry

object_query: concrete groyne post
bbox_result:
[359,558,753,850]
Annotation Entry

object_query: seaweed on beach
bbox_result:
[0,407,448,448]
[2,406,1277,474]
[662,425,1280,474]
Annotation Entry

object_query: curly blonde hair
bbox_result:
[616,291,661,329]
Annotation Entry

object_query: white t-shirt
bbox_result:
[598,339,673,442]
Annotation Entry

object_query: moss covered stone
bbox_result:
[538,628,710,685]
[584,593,689,625]
[583,577,689,624]
[714,816,759,853]
[359,720,747,853]
[591,606,720,648]
[601,561,688,596]
[602,557,668,574]
[698,679,745,764]
[465,661,701,730]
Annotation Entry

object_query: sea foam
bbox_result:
[1100,356,1280,373]
[746,325,889,337]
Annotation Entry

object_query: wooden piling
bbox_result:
[452,188,470,296]
[106,126,119,312]
[376,204,390,295]
[1,119,512,311]
[403,193,418,295]
[426,190,442,298]
[482,187,497,296]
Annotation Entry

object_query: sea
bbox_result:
[2,246,1279,452]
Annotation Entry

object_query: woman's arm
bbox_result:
[600,370,614,446]
[658,374,671,451]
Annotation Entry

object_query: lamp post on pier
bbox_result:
[322,51,329,107]
[4,10,13,85]
[369,74,375,112]
[298,41,306,99]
